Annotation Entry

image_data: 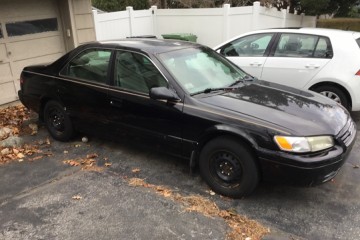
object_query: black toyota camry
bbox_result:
[18,39,356,198]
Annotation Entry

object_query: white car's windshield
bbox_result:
[158,47,248,95]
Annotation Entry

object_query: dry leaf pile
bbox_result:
[128,178,269,240]
[0,105,30,139]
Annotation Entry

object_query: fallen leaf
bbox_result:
[86,153,98,159]
[132,168,141,173]
[353,164,359,169]
[72,195,82,200]
[63,160,80,166]
[18,159,24,162]
[105,162,112,167]
[64,150,69,154]
[17,153,25,159]
[46,138,51,145]
[30,156,43,161]
[209,190,216,196]
[74,144,81,148]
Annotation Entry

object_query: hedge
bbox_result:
[317,18,360,32]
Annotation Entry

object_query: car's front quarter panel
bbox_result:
[181,97,289,155]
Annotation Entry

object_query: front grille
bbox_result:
[337,119,357,147]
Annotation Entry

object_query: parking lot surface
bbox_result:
[0,108,359,240]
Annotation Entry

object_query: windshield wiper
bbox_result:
[191,87,233,96]
[191,76,257,96]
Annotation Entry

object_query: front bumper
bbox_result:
[258,145,351,186]
[258,120,356,186]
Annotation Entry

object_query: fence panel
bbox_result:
[93,2,316,47]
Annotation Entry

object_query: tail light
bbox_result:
[20,74,25,84]
[356,70,360,76]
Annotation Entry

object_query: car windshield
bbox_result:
[158,47,248,95]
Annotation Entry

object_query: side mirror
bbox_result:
[149,87,180,102]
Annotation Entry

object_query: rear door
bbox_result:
[58,48,112,134]
[261,33,333,89]
[217,33,276,77]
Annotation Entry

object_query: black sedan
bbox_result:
[18,39,356,198]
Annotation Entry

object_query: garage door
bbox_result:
[0,0,66,105]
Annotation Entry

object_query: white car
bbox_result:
[214,28,360,111]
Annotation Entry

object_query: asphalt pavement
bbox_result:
[0,110,359,240]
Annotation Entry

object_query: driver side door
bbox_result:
[107,50,184,155]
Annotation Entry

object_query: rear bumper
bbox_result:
[257,141,354,186]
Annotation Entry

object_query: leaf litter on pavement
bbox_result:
[0,105,46,164]
[2,104,269,239]
[128,178,270,240]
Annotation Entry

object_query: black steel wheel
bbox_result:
[199,136,259,198]
[44,101,73,141]
[313,85,350,110]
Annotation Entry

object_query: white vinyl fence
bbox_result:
[92,1,316,47]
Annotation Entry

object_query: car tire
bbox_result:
[44,101,74,141]
[199,136,259,198]
[313,85,350,110]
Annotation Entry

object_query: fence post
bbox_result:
[252,1,260,30]
[151,5,158,37]
[222,4,230,42]
[281,9,287,28]
[92,9,99,41]
[300,13,304,27]
[126,6,134,37]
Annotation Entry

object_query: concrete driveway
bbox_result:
[0,108,359,240]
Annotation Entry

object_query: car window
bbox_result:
[356,38,360,48]
[159,47,247,94]
[61,49,112,84]
[274,33,332,58]
[114,51,168,94]
[220,33,274,57]
[314,37,333,58]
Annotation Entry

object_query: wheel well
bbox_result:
[39,97,52,122]
[309,82,352,108]
[197,132,262,178]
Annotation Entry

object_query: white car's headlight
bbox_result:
[274,136,334,153]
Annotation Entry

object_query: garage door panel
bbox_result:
[8,35,65,61]
[0,0,58,20]
[0,44,8,60]
[0,82,17,105]
[0,63,12,84]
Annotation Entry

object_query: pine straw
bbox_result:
[129,178,269,240]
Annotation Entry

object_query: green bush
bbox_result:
[317,18,360,32]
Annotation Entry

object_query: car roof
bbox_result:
[90,38,202,54]
[252,27,358,37]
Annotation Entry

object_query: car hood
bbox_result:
[197,81,349,136]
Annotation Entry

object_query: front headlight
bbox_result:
[274,136,334,153]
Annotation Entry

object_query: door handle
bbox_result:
[305,64,320,69]
[110,99,123,107]
[250,62,262,67]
